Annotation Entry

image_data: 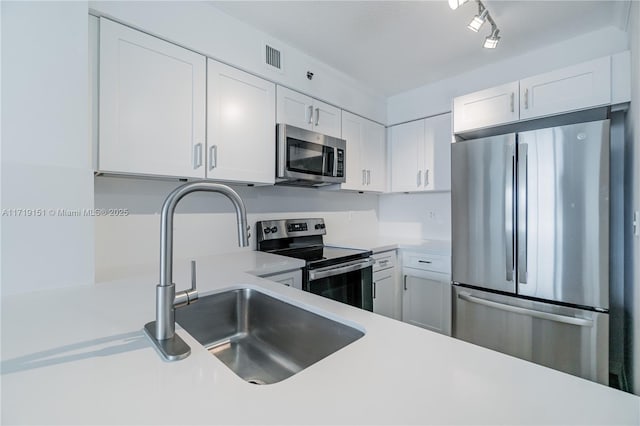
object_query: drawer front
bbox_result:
[372,250,397,273]
[403,252,450,274]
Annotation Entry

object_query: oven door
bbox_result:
[305,258,374,311]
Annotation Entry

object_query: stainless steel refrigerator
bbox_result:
[451,119,610,385]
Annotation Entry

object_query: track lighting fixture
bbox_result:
[467,4,489,32]
[450,0,501,49]
[483,25,500,49]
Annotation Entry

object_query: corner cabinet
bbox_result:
[276,86,341,138]
[206,59,276,185]
[340,111,386,192]
[389,113,451,193]
[99,18,206,178]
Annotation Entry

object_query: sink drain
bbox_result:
[247,378,266,385]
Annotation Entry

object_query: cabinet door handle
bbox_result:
[314,108,320,126]
[403,276,408,291]
[362,169,366,185]
[209,145,217,170]
[373,282,376,299]
[524,88,529,109]
[307,105,314,124]
[418,260,432,264]
[367,170,371,185]
[510,92,515,113]
[424,169,429,187]
[417,170,422,187]
[193,143,203,169]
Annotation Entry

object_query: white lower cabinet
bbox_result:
[258,269,302,290]
[372,250,399,319]
[401,251,451,336]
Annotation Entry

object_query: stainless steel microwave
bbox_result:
[276,124,346,187]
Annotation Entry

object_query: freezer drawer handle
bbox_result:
[308,258,374,281]
[457,292,593,327]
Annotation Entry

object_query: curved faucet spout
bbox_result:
[144,181,250,361]
[159,182,249,288]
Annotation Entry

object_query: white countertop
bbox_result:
[2,250,638,425]
[325,235,451,255]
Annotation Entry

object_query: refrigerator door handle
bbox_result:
[505,145,515,282]
[517,143,528,284]
[457,292,593,327]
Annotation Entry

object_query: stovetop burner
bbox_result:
[256,218,371,269]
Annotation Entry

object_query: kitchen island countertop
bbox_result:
[1,250,639,425]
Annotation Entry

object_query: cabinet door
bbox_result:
[340,111,365,191]
[519,56,611,120]
[373,272,396,319]
[402,274,451,335]
[453,82,519,133]
[425,113,452,191]
[276,85,313,130]
[363,120,387,192]
[390,120,423,192]
[99,18,206,178]
[207,59,275,185]
[312,99,342,138]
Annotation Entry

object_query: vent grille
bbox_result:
[265,45,281,70]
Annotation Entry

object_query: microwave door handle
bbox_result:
[308,258,374,281]
[334,147,339,178]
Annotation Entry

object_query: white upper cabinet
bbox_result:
[519,56,611,120]
[340,111,386,192]
[207,59,276,185]
[99,19,206,178]
[453,55,618,133]
[453,82,519,133]
[276,86,341,138]
[390,113,451,193]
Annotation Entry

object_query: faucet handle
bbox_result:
[174,260,199,308]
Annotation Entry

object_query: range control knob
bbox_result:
[270,226,278,234]
[315,224,322,230]
[264,227,271,234]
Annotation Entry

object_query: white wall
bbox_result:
[378,192,451,241]
[89,1,386,123]
[94,177,379,282]
[624,0,640,396]
[1,1,94,297]
[387,25,629,125]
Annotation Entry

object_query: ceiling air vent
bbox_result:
[265,44,282,71]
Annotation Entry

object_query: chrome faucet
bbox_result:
[144,181,250,361]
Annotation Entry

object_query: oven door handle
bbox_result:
[308,258,374,281]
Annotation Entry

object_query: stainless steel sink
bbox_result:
[175,287,364,384]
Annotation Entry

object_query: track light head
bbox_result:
[468,8,489,32]
[483,26,500,49]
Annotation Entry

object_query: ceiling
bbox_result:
[209,1,630,96]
